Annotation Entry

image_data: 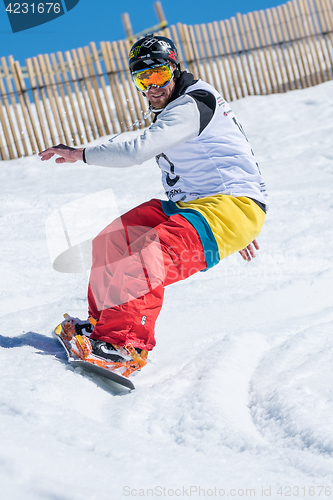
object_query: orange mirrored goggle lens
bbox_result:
[132,64,174,92]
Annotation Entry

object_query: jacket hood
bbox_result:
[151,71,198,117]
[170,71,197,102]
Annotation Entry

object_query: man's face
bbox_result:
[146,78,176,109]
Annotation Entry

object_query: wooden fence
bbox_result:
[0,0,333,160]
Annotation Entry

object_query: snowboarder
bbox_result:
[40,35,268,379]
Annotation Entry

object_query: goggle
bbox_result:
[131,63,174,92]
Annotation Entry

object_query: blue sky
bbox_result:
[0,0,284,64]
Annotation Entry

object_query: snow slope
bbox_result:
[1,80,333,500]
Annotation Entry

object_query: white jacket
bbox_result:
[84,73,268,209]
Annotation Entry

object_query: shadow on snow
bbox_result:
[0,332,130,395]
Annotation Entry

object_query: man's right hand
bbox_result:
[239,239,260,262]
[39,144,84,163]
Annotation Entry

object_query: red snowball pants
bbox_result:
[88,199,206,351]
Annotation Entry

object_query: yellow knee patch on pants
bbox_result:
[176,195,266,260]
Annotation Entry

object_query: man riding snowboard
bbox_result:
[40,35,268,379]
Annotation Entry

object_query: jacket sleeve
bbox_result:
[84,94,200,168]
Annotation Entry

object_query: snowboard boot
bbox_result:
[56,313,97,342]
[55,314,148,378]
[70,336,148,377]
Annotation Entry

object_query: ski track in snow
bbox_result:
[1,81,333,499]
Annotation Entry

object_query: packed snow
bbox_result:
[1,79,333,500]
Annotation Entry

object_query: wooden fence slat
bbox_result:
[111,41,134,128]
[1,56,28,156]
[254,10,280,92]
[290,0,317,87]
[207,22,230,98]
[248,11,272,93]
[49,53,78,146]
[32,56,57,145]
[169,25,186,70]
[236,13,258,95]
[299,0,325,82]
[289,1,315,86]
[272,6,299,89]
[11,58,39,154]
[308,0,331,74]
[230,16,253,96]
[43,53,72,145]
[324,0,333,75]
[118,39,143,130]
[312,0,333,74]
[182,23,200,77]
[283,2,309,88]
[100,41,125,133]
[225,18,247,97]
[296,0,320,84]
[323,0,333,35]
[77,47,103,138]
[178,23,200,78]
[107,41,131,130]
[278,4,303,88]
[69,49,96,141]
[187,25,204,79]
[203,22,225,93]
[0,94,12,159]
[64,50,93,142]
[0,60,22,158]
[310,0,331,78]
[195,24,213,83]
[211,21,233,101]
[113,40,138,128]
[235,13,259,94]
[56,51,85,144]
[219,19,241,99]
[0,120,8,159]
[38,54,67,144]
[26,58,49,149]
[83,45,110,136]
[17,59,43,153]
[0,72,18,158]
[322,0,333,65]
[90,41,118,134]
[265,8,289,92]
[259,9,284,93]
[123,38,152,129]
[241,13,266,95]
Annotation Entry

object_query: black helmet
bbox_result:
[129,35,180,77]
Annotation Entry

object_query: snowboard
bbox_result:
[54,324,135,390]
